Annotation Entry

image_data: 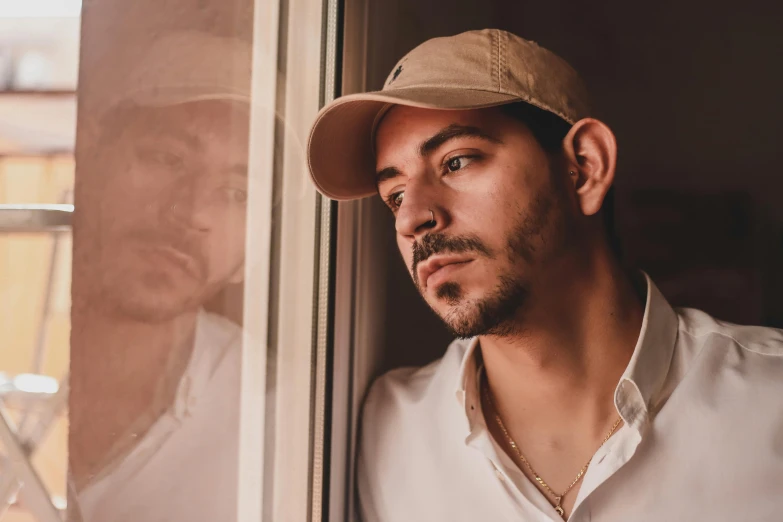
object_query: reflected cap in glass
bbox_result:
[108,31,252,109]
[307,28,592,201]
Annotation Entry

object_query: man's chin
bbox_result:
[432,294,491,339]
[98,280,202,322]
[440,305,519,339]
[110,299,199,323]
[431,279,529,339]
[440,308,490,339]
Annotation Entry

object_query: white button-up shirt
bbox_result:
[358,276,783,522]
[75,310,242,522]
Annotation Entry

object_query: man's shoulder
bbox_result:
[357,338,472,513]
[363,337,471,417]
[676,307,783,358]
[359,338,470,455]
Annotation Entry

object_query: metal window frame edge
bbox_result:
[323,0,390,521]
[310,0,342,520]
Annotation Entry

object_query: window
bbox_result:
[0,8,78,521]
[0,0,337,520]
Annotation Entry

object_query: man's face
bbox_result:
[89,100,250,322]
[375,106,576,338]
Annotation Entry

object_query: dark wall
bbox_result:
[363,1,783,371]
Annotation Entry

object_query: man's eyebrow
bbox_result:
[375,166,401,189]
[418,124,502,157]
[374,124,501,189]
[151,128,201,150]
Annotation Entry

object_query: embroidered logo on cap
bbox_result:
[390,64,403,84]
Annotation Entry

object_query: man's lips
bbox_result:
[417,255,473,290]
[139,244,204,280]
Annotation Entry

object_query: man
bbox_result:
[307,29,783,521]
[68,31,251,522]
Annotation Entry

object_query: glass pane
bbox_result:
[68,0,256,519]
[0,5,78,522]
[0,0,328,519]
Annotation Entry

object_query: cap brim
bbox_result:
[130,86,251,107]
[308,87,519,201]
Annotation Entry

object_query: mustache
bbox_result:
[411,233,492,286]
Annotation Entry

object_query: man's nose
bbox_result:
[394,179,445,239]
[164,178,212,232]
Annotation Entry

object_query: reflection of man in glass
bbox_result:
[69,31,251,522]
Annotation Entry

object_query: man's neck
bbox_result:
[69,308,200,488]
[479,254,645,439]
[74,309,199,385]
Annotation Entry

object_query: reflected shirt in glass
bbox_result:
[76,309,242,522]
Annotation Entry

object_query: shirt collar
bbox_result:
[614,273,678,430]
[455,336,483,432]
[172,310,241,418]
[455,273,679,435]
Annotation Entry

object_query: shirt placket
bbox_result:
[468,426,563,522]
[568,425,642,522]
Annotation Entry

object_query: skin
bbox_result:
[90,100,249,321]
[70,100,249,487]
[374,105,645,518]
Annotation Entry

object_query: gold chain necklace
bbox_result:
[482,379,623,520]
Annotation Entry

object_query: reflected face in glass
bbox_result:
[91,100,250,322]
[375,106,574,337]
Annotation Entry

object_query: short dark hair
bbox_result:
[500,101,573,153]
[499,102,620,257]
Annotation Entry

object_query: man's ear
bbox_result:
[562,118,617,217]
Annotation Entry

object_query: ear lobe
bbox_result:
[562,118,617,217]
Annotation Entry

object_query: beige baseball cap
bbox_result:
[104,31,252,110]
[308,28,592,201]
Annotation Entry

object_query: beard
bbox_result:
[437,273,529,338]
[412,190,561,339]
[82,230,221,323]
[98,266,209,322]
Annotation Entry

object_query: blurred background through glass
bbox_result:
[0,1,79,520]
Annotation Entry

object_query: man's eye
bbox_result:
[225,188,248,204]
[387,191,404,209]
[445,155,475,172]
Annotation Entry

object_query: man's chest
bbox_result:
[369,422,783,522]
[78,347,242,522]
